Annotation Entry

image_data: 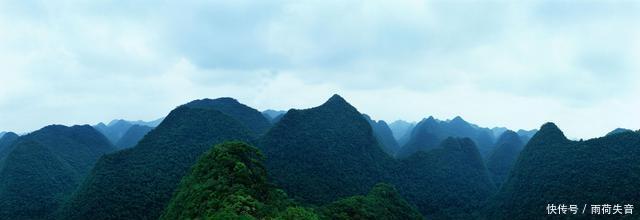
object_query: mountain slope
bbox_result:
[606,128,632,136]
[320,183,424,220]
[395,137,496,219]
[364,114,400,156]
[161,141,422,220]
[114,125,153,149]
[58,105,255,220]
[0,125,114,220]
[160,141,292,220]
[94,120,134,144]
[260,94,394,205]
[185,98,271,135]
[396,116,495,159]
[485,130,524,187]
[0,141,78,219]
[0,132,19,159]
[94,119,162,145]
[262,109,287,124]
[483,123,640,219]
[516,129,537,144]
[389,120,415,145]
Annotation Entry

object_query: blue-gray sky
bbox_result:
[1,0,638,138]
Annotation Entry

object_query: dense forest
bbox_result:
[93,119,161,146]
[394,137,496,219]
[483,123,640,219]
[161,141,423,220]
[0,125,115,219]
[0,94,638,220]
[57,102,257,220]
[259,95,395,205]
[485,130,525,186]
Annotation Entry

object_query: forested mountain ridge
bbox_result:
[1,94,635,220]
[160,141,294,220]
[94,120,136,144]
[114,124,153,149]
[485,130,524,187]
[363,114,401,156]
[161,141,423,220]
[260,94,396,205]
[263,109,287,124]
[483,123,640,219]
[606,127,632,136]
[260,95,498,219]
[394,137,496,219]
[320,183,424,220]
[389,120,415,146]
[396,116,496,159]
[57,103,256,220]
[0,125,114,220]
[184,97,272,135]
[0,132,19,160]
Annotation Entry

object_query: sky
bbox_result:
[0,0,639,139]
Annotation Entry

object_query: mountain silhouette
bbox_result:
[483,123,640,219]
[58,101,256,220]
[485,130,524,186]
[0,125,114,219]
[260,94,394,205]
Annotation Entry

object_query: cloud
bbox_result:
[0,0,638,138]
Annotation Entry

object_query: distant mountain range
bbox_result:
[0,94,636,220]
[363,114,400,156]
[483,123,640,219]
[389,120,415,146]
[485,130,525,187]
[262,109,287,124]
[93,118,162,144]
[396,116,496,158]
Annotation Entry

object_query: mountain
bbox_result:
[396,116,496,158]
[363,114,400,156]
[58,102,257,220]
[120,118,164,127]
[394,137,496,219]
[94,120,135,144]
[485,130,524,187]
[260,94,395,205]
[161,141,421,220]
[606,128,632,136]
[483,123,640,219]
[93,118,163,145]
[0,125,114,220]
[262,109,287,124]
[185,98,271,135]
[0,132,19,159]
[160,141,294,220]
[491,127,508,138]
[389,120,415,145]
[114,125,153,149]
[516,129,537,143]
[320,183,424,220]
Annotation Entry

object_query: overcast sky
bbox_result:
[1,0,639,138]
